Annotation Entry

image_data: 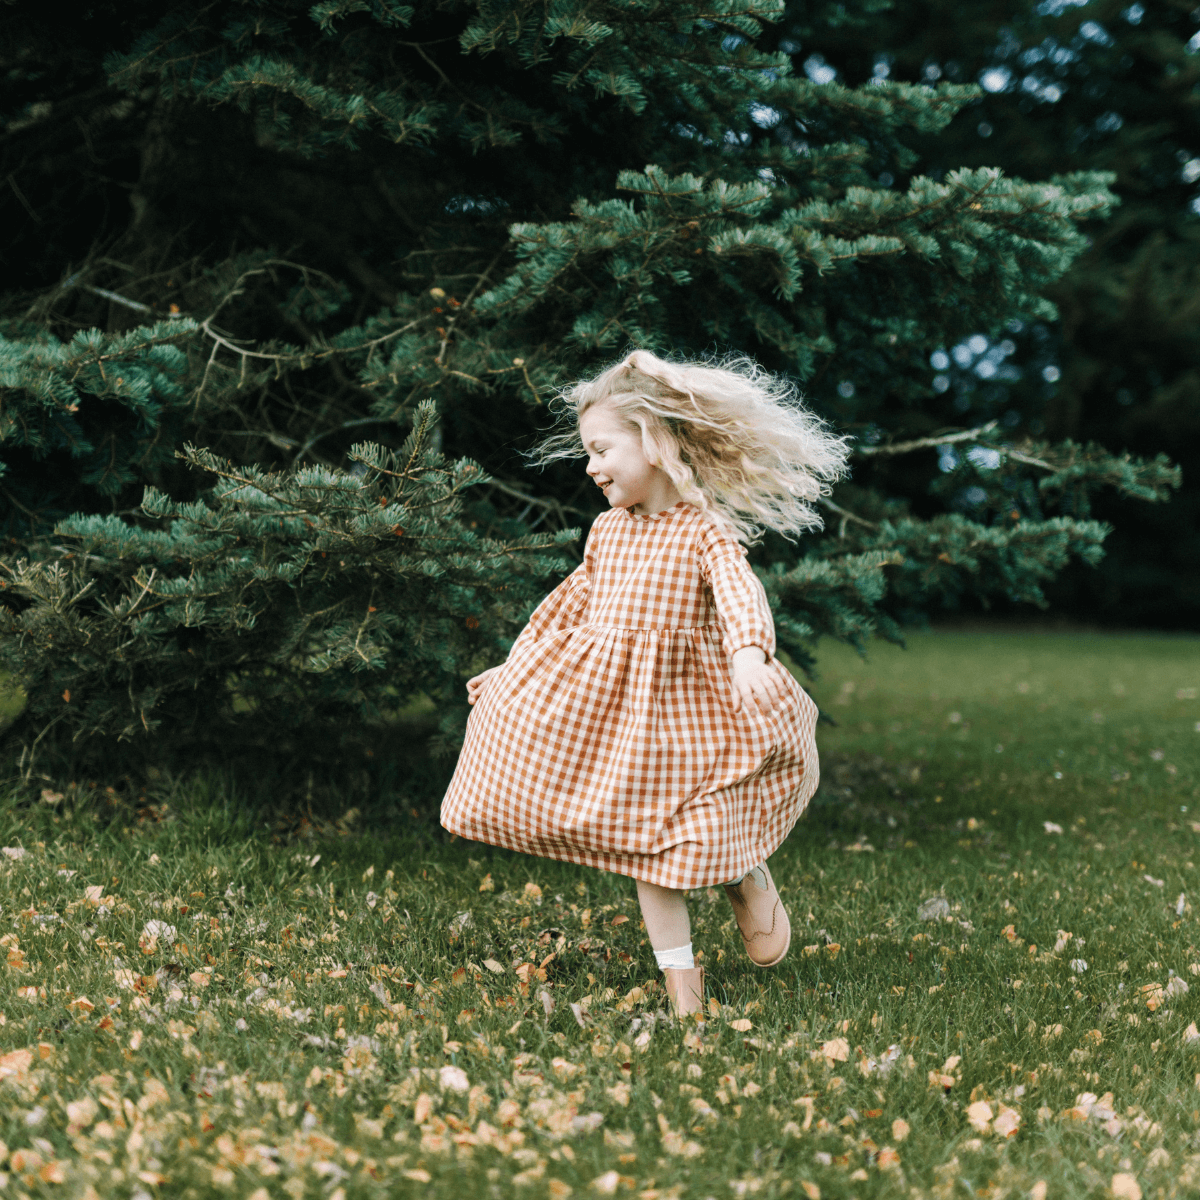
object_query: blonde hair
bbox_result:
[530,349,850,544]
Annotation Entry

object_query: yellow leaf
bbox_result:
[966,1100,993,1133]
[479,874,495,893]
[820,1038,849,1062]
[0,1049,33,1076]
[66,1097,99,1127]
[993,1105,1021,1138]
[1111,1175,1142,1200]
[800,1184,820,1200]
[891,1118,910,1142]
[39,1160,67,1184]
[482,958,505,974]
[729,1018,753,1032]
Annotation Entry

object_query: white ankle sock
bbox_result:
[654,942,695,971]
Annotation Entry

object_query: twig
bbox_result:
[1004,448,1056,471]
[485,479,593,521]
[818,496,879,539]
[856,420,999,457]
[435,248,506,366]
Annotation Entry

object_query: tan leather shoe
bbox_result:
[663,966,705,1018]
[724,862,790,967]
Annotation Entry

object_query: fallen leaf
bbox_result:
[820,1038,849,1062]
[993,1104,1021,1138]
[729,1018,753,1033]
[1111,1174,1142,1200]
[439,1066,470,1093]
[966,1100,993,1133]
[482,958,505,974]
[891,1118,910,1142]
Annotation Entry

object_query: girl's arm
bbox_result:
[505,562,591,660]
[698,528,775,661]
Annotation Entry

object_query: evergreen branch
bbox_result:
[435,248,507,366]
[857,421,999,457]
[818,496,879,538]
[485,479,594,520]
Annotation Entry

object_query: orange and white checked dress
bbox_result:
[440,500,820,890]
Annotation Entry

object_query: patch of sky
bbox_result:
[1183,159,1200,185]
[1121,3,1144,23]
[923,61,942,82]
[1042,365,1061,382]
[758,168,777,183]
[724,130,752,146]
[1190,196,1200,216]
[872,56,892,80]
[1095,111,1123,133]
[1036,0,1089,14]
[962,486,988,506]
[750,103,782,128]
[1188,31,1200,55]
[933,375,951,393]
[779,39,801,55]
[837,380,856,398]
[803,54,837,84]
[1079,21,1113,45]
[967,334,989,356]
[980,66,1012,93]
[938,447,961,473]
[1019,72,1063,102]
[952,343,975,367]
[967,447,1002,471]
[444,195,507,215]
[930,350,950,371]
[723,34,746,52]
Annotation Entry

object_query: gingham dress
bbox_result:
[440,500,820,890]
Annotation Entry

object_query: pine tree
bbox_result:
[782,0,1200,625]
[0,0,1179,789]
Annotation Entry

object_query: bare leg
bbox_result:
[636,879,691,951]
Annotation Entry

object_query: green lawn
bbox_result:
[0,629,1197,1199]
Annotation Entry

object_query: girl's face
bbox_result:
[580,403,681,514]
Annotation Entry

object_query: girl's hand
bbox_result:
[730,647,787,716]
[467,666,502,706]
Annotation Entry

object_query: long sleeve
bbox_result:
[506,562,590,660]
[698,524,775,659]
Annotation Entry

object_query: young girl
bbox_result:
[441,350,848,1016]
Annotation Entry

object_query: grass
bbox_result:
[0,627,1197,1200]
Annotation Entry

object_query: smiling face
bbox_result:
[579,403,682,515]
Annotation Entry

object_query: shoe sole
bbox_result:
[747,918,790,968]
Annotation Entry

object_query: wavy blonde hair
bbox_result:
[530,349,850,544]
